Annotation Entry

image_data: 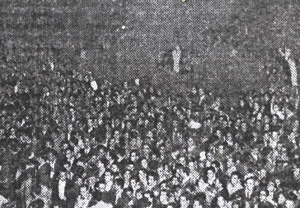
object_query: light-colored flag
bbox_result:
[91,80,98,91]
[188,120,201,129]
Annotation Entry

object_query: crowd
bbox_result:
[0,59,300,208]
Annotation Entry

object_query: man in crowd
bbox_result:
[0,56,299,208]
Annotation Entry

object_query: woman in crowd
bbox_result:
[0,59,299,208]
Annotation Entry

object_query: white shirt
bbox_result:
[74,194,92,208]
[115,190,123,204]
[105,181,113,192]
[89,201,113,208]
[58,179,66,200]
[0,195,8,207]
[50,160,56,179]
[287,58,298,86]
[227,182,243,196]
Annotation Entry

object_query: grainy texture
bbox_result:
[0,0,299,208]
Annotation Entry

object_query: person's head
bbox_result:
[211,161,221,172]
[172,176,180,186]
[127,162,135,171]
[226,157,234,168]
[245,177,255,190]
[188,159,197,170]
[80,185,89,198]
[59,170,67,180]
[199,151,206,161]
[160,189,168,204]
[144,191,153,203]
[205,167,216,181]
[136,189,143,199]
[28,199,45,208]
[178,155,186,166]
[293,167,300,179]
[264,115,270,124]
[193,199,203,208]
[191,87,197,94]
[123,81,128,89]
[141,158,148,169]
[272,114,279,123]
[104,169,113,183]
[142,143,151,155]
[187,137,195,146]
[95,180,106,192]
[254,102,260,111]
[256,120,262,130]
[259,168,267,179]
[267,181,276,193]
[111,163,119,173]
[97,158,107,170]
[264,94,270,102]
[130,150,139,162]
[115,178,124,191]
[148,172,158,186]
[180,192,190,207]
[277,192,286,205]
[232,200,243,208]
[124,187,133,197]
[181,167,190,178]
[285,48,291,57]
[239,99,245,107]
[65,149,72,159]
[259,190,268,202]
[113,130,120,139]
[72,174,83,186]
[130,176,139,189]
[241,122,247,132]
[157,165,165,178]
[217,195,226,207]
[217,143,225,154]
[206,151,213,161]
[215,129,222,138]
[231,171,241,186]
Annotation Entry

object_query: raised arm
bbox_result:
[278,48,285,57]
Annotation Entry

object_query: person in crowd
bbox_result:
[0,59,299,208]
[74,185,92,208]
[226,171,244,201]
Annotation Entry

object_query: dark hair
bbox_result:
[193,193,206,203]
[180,191,191,201]
[231,171,242,180]
[148,171,159,181]
[182,167,190,176]
[28,199,45,208]
[231,200,244,207]
[130,175,140,183]
[33,185,42,196]
[124,187,133,194]
[260,189,269,196]
[205,166,216,174]
[98,158,108,167]
[115,148,125,157]
[105,168,114,176]
[211,160,221,169]
[115,178,124,188]
[203,166,216,182]
[95,179,106,188]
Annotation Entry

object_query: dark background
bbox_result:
[0,0,299,98]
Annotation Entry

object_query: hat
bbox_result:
[244,173,256,181]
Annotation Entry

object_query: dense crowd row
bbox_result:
[0,64,299,208]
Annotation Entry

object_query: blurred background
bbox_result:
[0,0,299,102]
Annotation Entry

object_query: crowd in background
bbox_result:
[0,59,300,208]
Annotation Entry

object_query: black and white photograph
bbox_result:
[0,0,299,207]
